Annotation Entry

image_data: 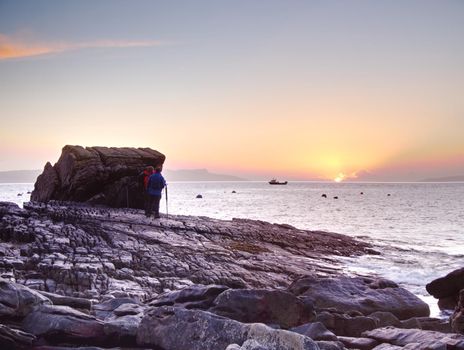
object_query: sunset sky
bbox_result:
[1,1,463,181]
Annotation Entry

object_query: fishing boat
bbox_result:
[269,179,288,185]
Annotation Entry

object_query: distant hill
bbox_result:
[163,169,245,181]
[0,170,41,183]
[421,175,464,182]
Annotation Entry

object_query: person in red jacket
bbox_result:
[140,166,154,217]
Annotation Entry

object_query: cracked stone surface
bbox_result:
[0,201,373,301]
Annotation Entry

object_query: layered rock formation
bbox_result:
[1,200,457,349]
[31,145,165,208]
[0,201,372,300]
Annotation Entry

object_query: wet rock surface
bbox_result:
[31,145,165,208]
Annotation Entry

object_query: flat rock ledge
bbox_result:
[1,200,460,349]
[0,200,374,298]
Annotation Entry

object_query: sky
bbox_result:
[0,0,463,181]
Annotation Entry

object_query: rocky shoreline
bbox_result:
[1,200,463,349]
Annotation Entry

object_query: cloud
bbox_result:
[0,33,163,60]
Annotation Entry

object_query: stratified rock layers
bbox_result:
[0,201,371,301]
[31,145,165,208]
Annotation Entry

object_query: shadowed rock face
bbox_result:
[426,267,464,311]
[31,145,165,208]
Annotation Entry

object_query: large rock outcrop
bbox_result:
[31,145,165,208]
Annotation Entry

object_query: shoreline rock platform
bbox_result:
[1,200,462,349]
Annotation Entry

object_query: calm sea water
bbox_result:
[2,181,463,316]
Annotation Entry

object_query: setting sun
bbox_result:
[334,173,346,183]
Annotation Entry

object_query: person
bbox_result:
[139,166,154,217]
[147,166,166,218]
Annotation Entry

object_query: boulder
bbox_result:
[316,311,378,337]
[401,316,452,333]
[372,345,403,350]
[91,297,140,320]
[136,306,319,350]
[363,326,464,348]
[227,339,268,350]
[0,324,36,349]
[31,145,165,208]
[368,311,401,328]
[149,284,229,309]
[38,290,92,310]
[290,322,338,341]
[315,341,346,350]
[426,267,464,299]
[103,313,142,346]
[0,278,51,318]
[210,289,315,329]
[22,304,106,345]
[338,336,379,350]
[289,276,430,320]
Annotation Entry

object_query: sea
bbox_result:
[2,181,463,317]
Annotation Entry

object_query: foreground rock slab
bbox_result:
[22,304,106,345]
[0,278,51,318]
[136,306,320,350]
[211,289,315,329]
[0,201,372,300]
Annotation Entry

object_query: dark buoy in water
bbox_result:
[17,193,22,196]
[387,193,391,196]
[232,190,236,193]
[196,194,203,199]
[321,194,327,198]
[360,192,364,195]
[333,196,338,199]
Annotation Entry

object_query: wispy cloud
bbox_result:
[0,33,163,60]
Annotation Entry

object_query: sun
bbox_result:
[334,173,345,183]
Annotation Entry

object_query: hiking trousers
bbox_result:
[147,194,161,218]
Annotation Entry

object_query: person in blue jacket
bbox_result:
[147,166,166,218]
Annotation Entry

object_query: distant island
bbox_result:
[163,168,246,181]
[421,175,464,182]
[0,169,42,183]
[0,168,245,183]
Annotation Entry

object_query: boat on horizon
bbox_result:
[269,179,288,185]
